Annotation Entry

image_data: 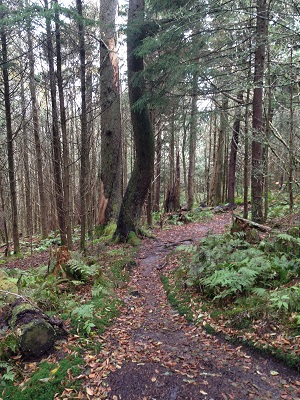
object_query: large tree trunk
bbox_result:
[99,0,122,226]
[45,0,67,245]
[153,114,162,212]
[20,78,32,238]
[209,98,227,206]
[227,92,243,206]
[288,47,294,212]
[251,0,268,223]
[27,21,48,239]
[76,0,89,250]
[0,6,20,253]
[187,73,198,211]
[114,0,155,241]
[55,0,73,248]
[243,37,252,220]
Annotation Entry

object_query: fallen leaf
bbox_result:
[270,371,279,376]
[86,387,94,396]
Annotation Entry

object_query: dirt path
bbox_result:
[89,214,300,399]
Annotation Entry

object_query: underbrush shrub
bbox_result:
[186,232,300,302]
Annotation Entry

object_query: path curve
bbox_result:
[92,214,300,400]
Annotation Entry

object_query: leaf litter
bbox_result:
[76,214,300,400]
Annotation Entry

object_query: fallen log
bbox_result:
[0,296,66,358]
[231,213,272,232]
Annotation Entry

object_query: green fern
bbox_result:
[66,252,97,281]
[251,287,268,297]
[71,303,95,320]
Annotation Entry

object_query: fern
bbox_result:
[66,252,97,281]
[251,287,268,297]
[71,303,95,320]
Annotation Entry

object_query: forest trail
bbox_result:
[87,213,300,400]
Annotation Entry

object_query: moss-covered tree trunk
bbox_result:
[99,0,122,226]
[114,0,155,241]
[8,300,56,358]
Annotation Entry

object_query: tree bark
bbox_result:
[227,92,243,206]
[251,0,268,223]
[209,98,227,206]
[76,0,89,250]
[20,78,32,238]
[55,0,73,248]
[100,0,122,225]
[0,5,20,253]
[114,0,155,240]
[187,73,198,211]
[45,0,67,245]
[27,21,48,239]
[153,115,162,212]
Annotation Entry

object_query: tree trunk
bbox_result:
[27,21,48,239]
[100,0,122,225]
[153,116,162,212]
[227,92,243,206]
[8,300,56,358]
[0,171,9,256]
[209,98,227,206]
[20,78,32,238]
[182,111,188,202]
[55,0,73,248]
[288,47,294,212]
[45,0,67,245]
[76,0,89,250]
[243,36,252,220]
[251,0,268,223]
[0,7,20,253]
[187,74,198,211]
[114,0,155,241]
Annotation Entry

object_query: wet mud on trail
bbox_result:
[92,214,300,400]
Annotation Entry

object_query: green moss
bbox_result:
[127,231,142,246]
[1,355,84,399]
[94,223,117,238]
[0,270,18,304]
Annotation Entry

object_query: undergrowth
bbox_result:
[162,226,300,370]
[0,235,137,398]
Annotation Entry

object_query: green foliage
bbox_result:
[0,362,15,382]
[268,204,290,219]
[35,237,60,252]
[0,332,18,361]
[66,251,97,281]
[185,208,214,222]
[274,233,300,257]
[185,233,300,301]
[269,286,300,312]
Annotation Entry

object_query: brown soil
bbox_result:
[86,214,300,400]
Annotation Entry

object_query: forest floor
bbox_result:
[79,213,300,400]
[2,213,300,399]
